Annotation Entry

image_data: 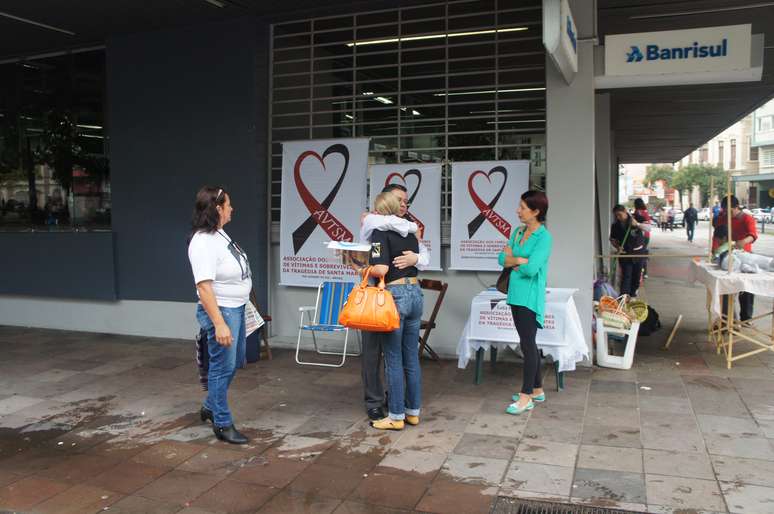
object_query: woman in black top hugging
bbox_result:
[367,192,423,431]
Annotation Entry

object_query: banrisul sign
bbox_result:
[605,25,751,77]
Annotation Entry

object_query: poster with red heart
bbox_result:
[369,164,442,271]
[450,160,529,271]
[279,138,369,287]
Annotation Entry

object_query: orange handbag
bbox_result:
[339,267,401,332]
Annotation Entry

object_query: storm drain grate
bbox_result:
[491,497,648,514]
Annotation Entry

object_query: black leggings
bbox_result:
[511,305,542,395]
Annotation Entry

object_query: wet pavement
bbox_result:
[1,317,773,514]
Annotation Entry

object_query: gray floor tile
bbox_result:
[513,440,578,468]
[572,468,646,504]
[578,445,643,473]
[585,405,640,428]
[440,453,509,485]
[720,481,774,514]
[581,424,642,448]
[522,418,583,444]
[500,461,574,497]
[637,395,694,414]
[712,455,774,487]
[452,433,519,460]
[465,412,527,438]
[705,433,774,460]
[646,475,725,512]
[644,449,715,480]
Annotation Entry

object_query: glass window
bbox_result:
[0,49,110,231]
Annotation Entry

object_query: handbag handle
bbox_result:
[359,266,386,289]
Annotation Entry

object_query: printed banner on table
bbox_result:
[369,164,442,271]
[467,289,571,345]
[279,138,369,287]
[450,160,529,270]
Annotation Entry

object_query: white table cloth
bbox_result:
[692,260,774,317]
[457,288,588,372]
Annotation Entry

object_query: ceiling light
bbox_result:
[630,2,774,19]
[412,110,421,116]
[486,119,546,124]
[345,114,354,120]
[363,91,374,96]
[203,0,226,7]
[80,134,105,139]
[347,26,528,47]
[0,11,75,36]
[77,124,103,130]
[374,96,393,104]
[433,87,546,97]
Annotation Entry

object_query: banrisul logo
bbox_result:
[627,39,728,63]
[627,46,643,62]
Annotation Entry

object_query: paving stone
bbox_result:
[464,413,526,438]
[697,414,762,436]
[130,441,205,468]
[32,483,122,514]
[176,447,251,477]
[332,500,411,514]
[587,391,638,408]
[720,481,774,514]
[704,433,774,460]
[581,424,642,448]
[287,462,365,499]
[375,449,446,479]
[577,444,643,473]
[191,479,277,513]
[522,418,583,444]
[102,494,183,514]
[440,453,508,486]
[314,441,388,473]
[500,461,574,497]
[134,470,223,504]
[571,468,646,504]
[0,476,70,511]
[452,433,519,460]
[415,478,497,514]
[393,426,463,454]
[349,471,429,510]
[644,449,715,480]
[230,454,310,488]
[513,440,578,468]
[590,380,638,395]
[0,395,45,415]
[712,454,774,487]
[646,475,725,512]
[37,453,123,483]
[256,489,341,514]
[585,405,640,428]
[91,461,169,494]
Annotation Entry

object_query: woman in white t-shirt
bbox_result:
[187,186,252,445]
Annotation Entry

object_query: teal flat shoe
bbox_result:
[512,393,545,403]
[505,400,534,415]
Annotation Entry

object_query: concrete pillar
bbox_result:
[595,93,612,272]
[545,38,596,356]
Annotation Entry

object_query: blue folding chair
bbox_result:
[296,281,361,367]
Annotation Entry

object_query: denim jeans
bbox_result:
[196,303,246,428]
[383,283,423,420]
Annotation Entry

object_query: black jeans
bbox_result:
[360,331,385,410]
[686,222,695,242]
[510,305,541,395]
[722,292,755,321]
[619,258,643,297]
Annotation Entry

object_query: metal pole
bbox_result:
[708,177,714,263]
[726,173,734,276]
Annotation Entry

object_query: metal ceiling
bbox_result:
[598,0,774,163]
[1,1,773,164]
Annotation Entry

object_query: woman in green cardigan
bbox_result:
[498,190,552,415]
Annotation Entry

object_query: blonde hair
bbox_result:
[373,192,401,215]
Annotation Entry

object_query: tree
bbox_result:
[675,164,727,207]
[34,110,82,198]
[644,164,674,190]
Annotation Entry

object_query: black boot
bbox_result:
[213,424,248,445]
[200,406,213,424]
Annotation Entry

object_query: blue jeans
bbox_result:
[196,304,246,428]
[383,284,423,420]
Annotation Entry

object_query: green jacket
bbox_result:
[497,224,553,327]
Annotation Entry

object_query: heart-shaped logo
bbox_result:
[467,166,512,238]
[292,144,354,254]
[385,169,424,236]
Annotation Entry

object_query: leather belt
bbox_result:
[386,277,418,286]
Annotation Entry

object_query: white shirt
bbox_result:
[360,214,430,270]
[188,229,252,308]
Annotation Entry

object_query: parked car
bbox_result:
[672,210,684,228]
[751,208,771,223]
[698,207,711,221]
